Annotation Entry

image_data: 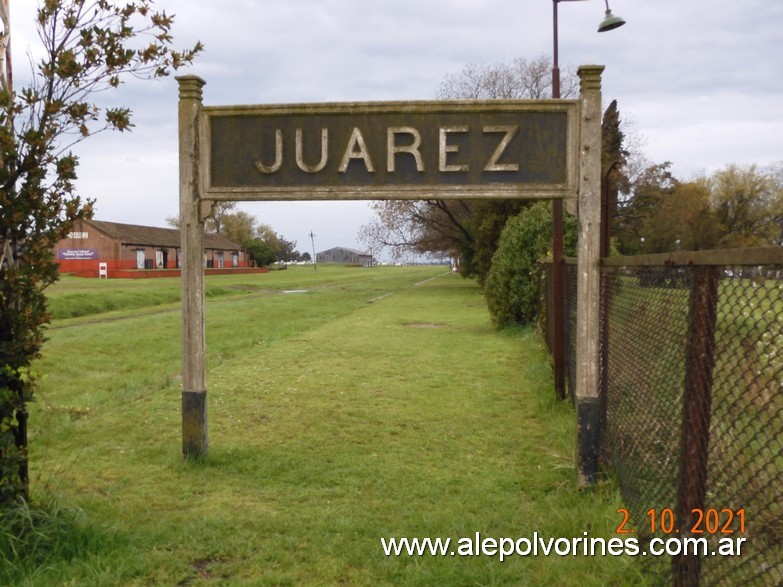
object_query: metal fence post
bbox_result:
[544,261,555,352]
[673,265,719,586]
[598,264,610,463]
[553,201,566,400]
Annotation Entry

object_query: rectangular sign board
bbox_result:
[57,248,98,260]
[201,100,579,201]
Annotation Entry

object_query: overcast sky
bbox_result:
[11,1,783,256]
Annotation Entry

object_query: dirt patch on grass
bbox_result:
[179,556,234,585]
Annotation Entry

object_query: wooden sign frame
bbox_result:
[177,65,605,486]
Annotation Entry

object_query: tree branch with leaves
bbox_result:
[0,0,201,508]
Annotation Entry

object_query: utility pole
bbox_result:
[309,230,316,270]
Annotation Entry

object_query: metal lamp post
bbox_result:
[551,0,624,400]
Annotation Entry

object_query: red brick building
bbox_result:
[55,219,248,277]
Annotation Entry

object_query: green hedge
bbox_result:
[484,202,578,328]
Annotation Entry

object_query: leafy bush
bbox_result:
[484,202,578,328]
[1,1,199,508]
[245,238,278,267]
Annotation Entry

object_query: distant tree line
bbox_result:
[167,203,307,266]
[614,161,782,254]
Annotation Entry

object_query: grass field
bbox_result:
[5,265,650,585]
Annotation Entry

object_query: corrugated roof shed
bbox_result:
[317,246,369,256]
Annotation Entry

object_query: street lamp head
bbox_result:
[598,0,625,32]
[598,9,626,32]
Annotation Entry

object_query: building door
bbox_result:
[216,251,224,268]
[136,249,145,269]
[232,252,238,267]
[156,250,164,269]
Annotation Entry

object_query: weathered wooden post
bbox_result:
[574,65,604,486]
[177,75,208,458]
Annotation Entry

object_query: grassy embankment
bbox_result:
[3,265,650,585]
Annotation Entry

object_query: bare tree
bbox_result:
[204,202,237,235]
[359,199,474,261]
[437,55,578,100]
[362,56,577,273]
[167,202,237,233]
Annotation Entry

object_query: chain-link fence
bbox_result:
[540,249,783,586]
[540,259,579,402]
